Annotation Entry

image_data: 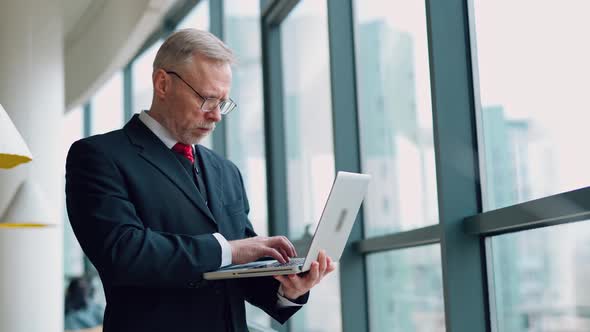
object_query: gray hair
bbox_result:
[153,28,235,71]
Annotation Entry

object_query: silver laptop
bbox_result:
[203,171,371,280]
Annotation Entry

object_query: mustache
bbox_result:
[195,122,216,130]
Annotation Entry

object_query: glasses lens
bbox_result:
[201,99,236,114]
[201,99,219,112]
[220,101,236,115]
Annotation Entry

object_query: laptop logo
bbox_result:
[335,209,348,232]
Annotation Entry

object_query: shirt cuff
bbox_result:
[213,233,232,268]
[276,285,304,308]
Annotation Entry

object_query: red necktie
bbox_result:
[172,143,194,164]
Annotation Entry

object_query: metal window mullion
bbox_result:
[123,64,134,121]
[263,0,299,26]
[326,1,368,331]
[210,0,227,157]
[260,0,276,17]
[261,7,289,332]
[356,225,441,254]
[465,0,491,214]
[83,102,92,137]
[464,186,590,236]
[167,0,200,28]
[426,0,490,331]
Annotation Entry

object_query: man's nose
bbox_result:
[206,107,222,122]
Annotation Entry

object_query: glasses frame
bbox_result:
[165,70,237,115]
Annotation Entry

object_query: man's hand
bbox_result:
[273,250,336,300]
[229,236,297,265]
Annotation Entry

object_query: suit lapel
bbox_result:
[124,115,217,226]
[196,145,224,222]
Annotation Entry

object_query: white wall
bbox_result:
[0,0,64,331]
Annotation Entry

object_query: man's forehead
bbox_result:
[186,60,232,98]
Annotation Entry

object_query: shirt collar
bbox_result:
[138,110,183,150]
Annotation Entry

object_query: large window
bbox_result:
[473,0,590,211]
[490,222,590,332]
[91,71,124,134]
[223,0,269,328]
[367,245,445,332]
[131,41,163,114]
[355,0,438,238]
[472,3,590,331]
[281,1,340,331]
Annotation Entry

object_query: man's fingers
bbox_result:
[285,236,297,257]
[230,236,300,265]
[275,255,337,300]
[326,257,336,274]
[265,248,286,263]
[278,236,294,257]
[307,261,320,287]
[278,248,290,262]
[317,249,325,262]
[318,250,327,276]
[269,236,296,258]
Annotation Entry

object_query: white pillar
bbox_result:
[0,0,64,331]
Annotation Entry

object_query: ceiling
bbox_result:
[62,0,103,40]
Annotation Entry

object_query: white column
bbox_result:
[0,0,64,331]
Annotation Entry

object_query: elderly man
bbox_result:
[66,29,335,332]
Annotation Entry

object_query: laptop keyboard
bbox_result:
[266,257,305,268]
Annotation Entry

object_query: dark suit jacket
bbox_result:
[65,115,306,332]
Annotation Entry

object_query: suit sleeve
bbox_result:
[65,139,221,289]
[232,167,309,324]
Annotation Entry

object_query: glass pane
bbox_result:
[131,41,163,114]
[62,106,84,162]
[224,0,267,237]
[473,1,590,210]
[63,107,85,278]
[281,1,340,331]
[355,0,439,237]
[223,0,269,327]
[91,71,124,135]
[490,221,590,331]
[367,245,445,332]
[176,0,209,31]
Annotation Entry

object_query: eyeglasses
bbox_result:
[165,70,237,115]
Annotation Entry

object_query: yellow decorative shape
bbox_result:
[0,223,53,228]
[0,154,32,169]
[1,103,33,167]
[1,180,55,226]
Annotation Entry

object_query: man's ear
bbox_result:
[153,69,169,99]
